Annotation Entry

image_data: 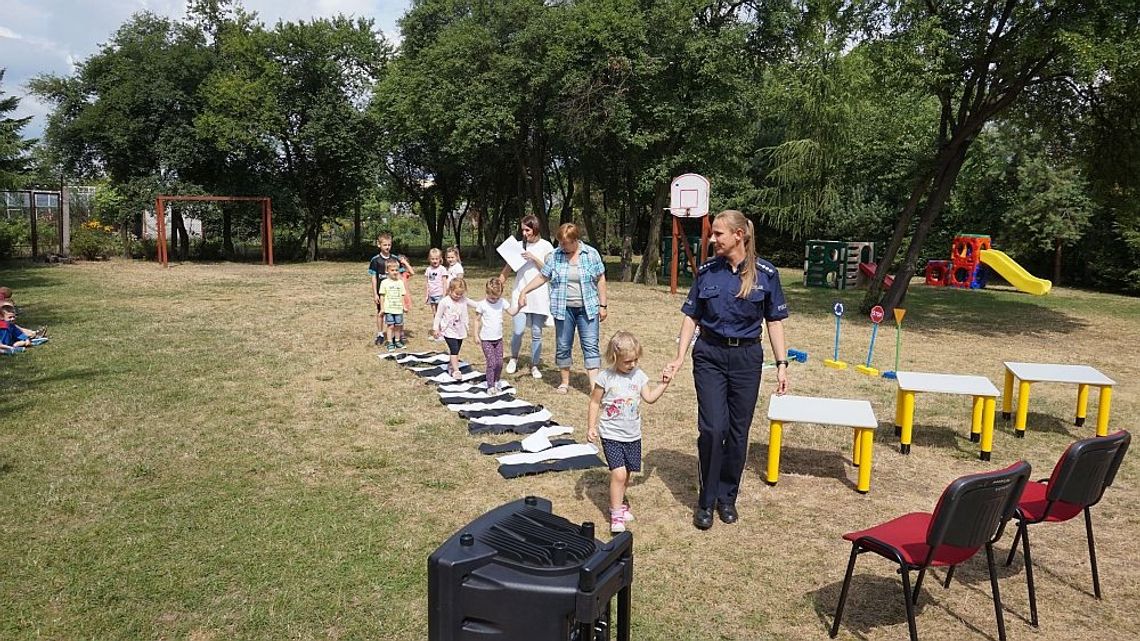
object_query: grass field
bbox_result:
[0,258,1137,641]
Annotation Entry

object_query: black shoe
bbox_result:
[716,502,738,524]
[693,507,714,530]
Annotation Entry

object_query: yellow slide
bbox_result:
[979,249,1052,295]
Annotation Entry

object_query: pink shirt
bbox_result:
[425,264,448,299]
[433,296,469,339]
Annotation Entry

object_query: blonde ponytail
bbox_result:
[715,210,758,298]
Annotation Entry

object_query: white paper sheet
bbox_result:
[497,236,527,272]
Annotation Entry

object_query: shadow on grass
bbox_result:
[783,283,1089,338]
[812,566,1012,641]
[996,411,1074,437]
[642,449,698,508]
[745,445,856,491]
[573,468,612,519]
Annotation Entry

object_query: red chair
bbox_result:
[1004,430,1130,627]
[830,461,1031,641]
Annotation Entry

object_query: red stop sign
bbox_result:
[870,305,885,324]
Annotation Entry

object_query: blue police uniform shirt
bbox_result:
[680,256,790,339]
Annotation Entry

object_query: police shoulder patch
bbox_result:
[698,258,718,273]
[755,258,776,275]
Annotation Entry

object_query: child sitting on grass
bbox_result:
[377,260,410,351]
[0,304,35,353]
[587,331,672,534]
[470,278,520,394]
[432,278,470,379]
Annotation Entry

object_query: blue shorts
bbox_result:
[384,313,404,326]
[427,295,442,305]
[601,438,642,472]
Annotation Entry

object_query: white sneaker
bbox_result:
[610,510,626,534]
[505,359,518,374]
[531,366,542,379]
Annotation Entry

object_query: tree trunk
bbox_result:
[423,198,444,250]
[1053,239,1063,285]
[860,166,935,312]
[306,220,320,261]
[223,209,233,257]
[879,145,972,313]
[635,181,669,286]
[620,168,636,281]
[352,200,362,256]
[581,170,600,249]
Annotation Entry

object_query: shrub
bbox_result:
[70,219,120,260]
[0,220,21,260]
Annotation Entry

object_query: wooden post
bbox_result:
[155,198,169,267]
[670,216,680,295]
[29,190,38,259]
[260,201,267,264]
[265,198,275,266]
[699,217,710,264]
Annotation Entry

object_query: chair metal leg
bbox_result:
[830,545,859,638]
[986,543,1008,641]
[900,566,919,641]
[942,565,955,588]
[912,567,926,605]
[1085,508,1102,599]
[1021,523,1038,627]
[1005,522,1023,567]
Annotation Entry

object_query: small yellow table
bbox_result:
[765,394,879,494]
[1002,362,1116,437]
[894,371,1000,461]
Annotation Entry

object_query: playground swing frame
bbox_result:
[154,195,274,267]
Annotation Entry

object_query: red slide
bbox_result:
[859,262,894,288]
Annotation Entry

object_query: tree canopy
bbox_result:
[14,0,1140,294]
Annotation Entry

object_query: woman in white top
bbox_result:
[497,215,554,379]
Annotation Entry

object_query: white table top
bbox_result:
[896,371,1000,397]
[1003,362,1115,386]
[766,394,878,429]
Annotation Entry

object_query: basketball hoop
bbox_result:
[666,173,712,294]
[669,174,710,218]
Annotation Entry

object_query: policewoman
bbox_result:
[664,210,790,530]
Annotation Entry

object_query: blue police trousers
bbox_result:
[692,338,764,509]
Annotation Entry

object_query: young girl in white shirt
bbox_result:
[470,279,520,393]
[587,331,672,533]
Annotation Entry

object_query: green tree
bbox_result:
[857,0,1138,312]
[1005,155,1093,284]
[199,16,390,259]
[0,69,36,189]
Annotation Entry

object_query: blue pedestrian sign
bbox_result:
[833,301,845,317]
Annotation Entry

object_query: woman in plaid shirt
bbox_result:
[518,223,609,394]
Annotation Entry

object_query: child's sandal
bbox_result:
[555,383,569,395]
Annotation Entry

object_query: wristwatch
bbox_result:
[599,304,608,308]
[775,360,789,368]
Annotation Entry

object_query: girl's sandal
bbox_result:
[555,383,570,395]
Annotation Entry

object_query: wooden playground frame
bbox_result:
[154,195,274,267]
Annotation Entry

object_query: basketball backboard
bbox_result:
[669,173,710,218]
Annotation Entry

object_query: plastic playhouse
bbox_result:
[925,234,1051,295]
[803,240,887,289]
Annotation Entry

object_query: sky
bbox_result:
[0,0,412,139]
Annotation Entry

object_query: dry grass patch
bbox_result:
[0,258,1136,640]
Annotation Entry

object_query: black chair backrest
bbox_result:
[927,461,1032,551]
[1047,431,1131,508]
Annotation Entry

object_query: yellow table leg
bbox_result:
[894,388,904,436]
[1096,387,1112,437]
[1015,381,1031,438]
[856,428,874,494]
[853,429,861,466]
[980,397,995,461]
[1002,369,1014,420]
[767,420,783,484]
[1076,384,1090,427]
[970,396,984,443]
[900,391,915,455]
